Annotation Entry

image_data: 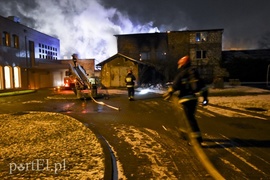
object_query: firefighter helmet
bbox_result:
[178,55,190,69]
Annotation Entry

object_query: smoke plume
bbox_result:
[1,0,270,62]
[0,0,162,63]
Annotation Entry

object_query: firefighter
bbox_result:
[125,69,136,101]
[163,55,208,145]
[72,54,78,67]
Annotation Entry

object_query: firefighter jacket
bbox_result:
[171,66,206,103]
[125,73,136,88]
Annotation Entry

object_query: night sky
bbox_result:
[0,0,269,63]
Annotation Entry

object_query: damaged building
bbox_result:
[97,29,226,88]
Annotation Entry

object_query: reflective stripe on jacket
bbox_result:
[178,95,198,104]
[125,73,136,87]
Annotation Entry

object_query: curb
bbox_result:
[0,90,36,97]
[84,123,118,180]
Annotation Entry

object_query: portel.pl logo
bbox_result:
[9,159,66,174]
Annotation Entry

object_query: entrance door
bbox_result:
[110,67,119,87]
[110,67,128,87]
[119,67,128,87]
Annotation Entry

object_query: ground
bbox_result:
[0,85,269,179]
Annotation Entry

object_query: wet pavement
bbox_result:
[0,89,213,179]
[1,87,270,179]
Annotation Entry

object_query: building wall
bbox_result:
[117,33,168,61]
[189,30,224,82]
[166,31,190,79]
[60,59,95,77]
[222,49,270,82]
[27,68,67,89]
[100,57,138,88]
[0,15,60,90]
[117,35,140,59]
[116,30,224,83]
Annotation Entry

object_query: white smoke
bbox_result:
[2,0,160,63]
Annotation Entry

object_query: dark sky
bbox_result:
[0,0,269,62]
[100,0,270,48]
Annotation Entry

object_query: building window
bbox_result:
[38,43,58,60]
[196,32,208,42]
[12,34,19,48]
[140,52,150,60]
[2,31,10,46]
[4,66,12,89]
[156,51,167,60]
[13,66,21,88]
[196,50,207,59]
[0,66,3,89]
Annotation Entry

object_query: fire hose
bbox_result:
[88,86,120,111]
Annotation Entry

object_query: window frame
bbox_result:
[2,31,11,46]
[12,34,19,48]
[196,50,207,59]
[155,51,167,60]
[140,52,151,60]
[195,32,208,42]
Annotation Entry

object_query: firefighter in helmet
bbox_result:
[163,55,208,146]
[125,69,136,101]
[72,54,78,67]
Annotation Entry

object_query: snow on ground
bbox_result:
[136,85,270,117]
[0,112,104,179]
[105,143,127,180]
[206,95,270,117]
[114,125,178,179]
[1,85,268,179]
[207,86,270,117]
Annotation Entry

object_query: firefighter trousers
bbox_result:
[127,87,135,98]
[178,97,203,143]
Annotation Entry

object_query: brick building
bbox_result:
[97,29,226,87]
[114,29,226,84]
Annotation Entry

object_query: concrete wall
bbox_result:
[0,15,60,90]
[27,68,67,89]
